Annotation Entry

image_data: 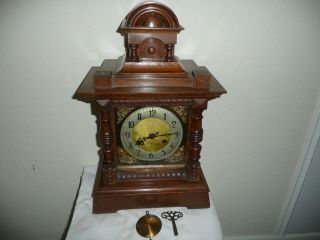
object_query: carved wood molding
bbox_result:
[112,99,191,106]
[117,169,187,181]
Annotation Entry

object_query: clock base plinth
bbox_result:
[92,165,210,213]
[93,189,209,214]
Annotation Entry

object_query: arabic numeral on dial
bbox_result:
[163,112,167,120]
[137,113,142,120]
[128,142,133,149]
[149,153,154,158]
[171,121,177,128]
[169,143,174,149]
[124,132,130,138]
[149,109,156,117]
[161,149,166,155]
[128,121,134,128]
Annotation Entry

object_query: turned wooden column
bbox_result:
[96,100,116,185]
[165,44,174,62]
[128,44,139,62]
[188,98,208,181]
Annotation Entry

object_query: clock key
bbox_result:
[161,211,183,236]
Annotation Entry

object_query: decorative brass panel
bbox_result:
[117,106,135,124]
[116,147,139,165]
[117,105,188,124]
[116,105,188,165]
[117,146,185,165]
[165,146,185,163]
[169,106,188,123]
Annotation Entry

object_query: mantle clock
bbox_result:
[75,2,226,213]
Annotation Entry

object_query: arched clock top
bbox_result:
[120,1,183,30]
[117,2,184,64]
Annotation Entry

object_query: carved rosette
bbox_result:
[188,99,208,181]
[96,100,116,185]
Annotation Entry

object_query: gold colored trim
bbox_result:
[165,146,185,163]
[117,147,138,165]
[169,106,188,123]
[117,106,135,123]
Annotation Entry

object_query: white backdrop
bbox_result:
[1,0,320,239]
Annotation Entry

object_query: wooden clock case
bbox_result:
[75,2,226,213]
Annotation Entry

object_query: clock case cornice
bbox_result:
[74,59,226,102]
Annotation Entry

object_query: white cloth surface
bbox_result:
[66,165,223,240]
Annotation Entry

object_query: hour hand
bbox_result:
[136,132,160,145]
[136,138,145,145]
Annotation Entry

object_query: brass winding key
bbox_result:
[161,211,183,236]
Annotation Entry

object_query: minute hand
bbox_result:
[157,132,179,137]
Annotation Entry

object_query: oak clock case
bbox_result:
[75,2,226,213]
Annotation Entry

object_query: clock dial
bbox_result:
[120,107,183,161]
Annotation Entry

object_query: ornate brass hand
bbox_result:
[136,132,178,145]
[136,132,160,145]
